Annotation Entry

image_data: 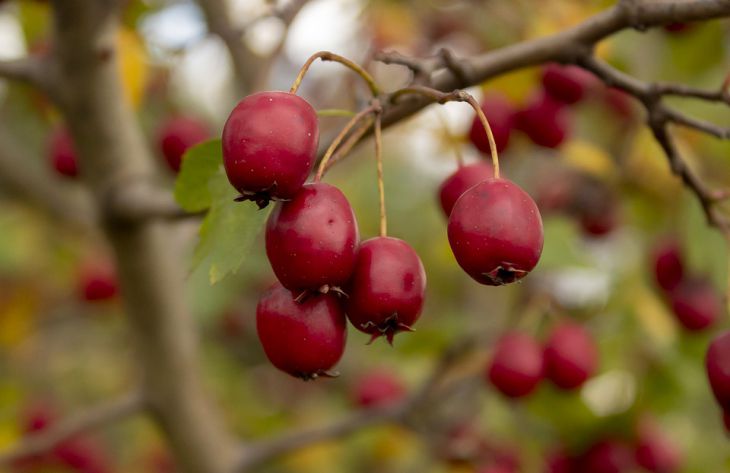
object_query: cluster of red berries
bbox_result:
[651,237,721,331]
[487,321,598,398]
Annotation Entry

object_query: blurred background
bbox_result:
[0,0,729,472]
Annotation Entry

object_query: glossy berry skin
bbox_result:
[345,237,426,343]
[487,332,544,398]
[579,440,634,473]
[256,283,346,379]
[157,116,210,173]
[670,278,720,331]
[514,94,569,148]
[544,322,598,390]
[706,331,730,410]
[222,91,318,206]
[448,178,543,285]
[438,162,494,217]
[651,239,684,292]
[468,92,514,156]
[49,127,78,178]
[79,266,118,302]
[265,182,358,292]
[351,369,406,408]
[635,423,682,473]
[541,64,591,105]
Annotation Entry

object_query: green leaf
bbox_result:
[174,139,224,212]
[192,170,271,285]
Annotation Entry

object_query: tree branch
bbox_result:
[0,391,145,466]
[0,57,46,87]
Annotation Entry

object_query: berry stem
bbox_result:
[290,51,381,96]
[391,86,500,179]
[374,110,387,237]
[315,104,378,182]
[317,108,357,118]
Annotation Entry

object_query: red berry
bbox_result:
[447,178,543,285]
[79,265,118,302]
[256,282,346,379]
[670,277,720,331]
[514,93,569,148]
[579,206,619,238]
[603,87,635,119]
[12,403,57,471]
[157,116,210,173]
[651,239,684,292]
[345,237,426,344]
[544,322,598,390]
[265,182,359,292]
[634,421,682,473]
[222,91,318,207]
[468,92,514,156]
[49,127,78,178]
[546,449,577,473]
[54,437,111,473]
[541,64,591,105]
[351,369,406,408]
[487,332,544,398]
[438,162,494,217]
[579,440,634,473]
[706,331,730,410]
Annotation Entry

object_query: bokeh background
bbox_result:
[0,0,729,472]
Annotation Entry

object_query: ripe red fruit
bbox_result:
[579,205,619,238]
[222,91,318,207]
[706,331,730,410]
[49,127,78,178]
[487,332,544,398]
[579,440,634,473]
[438,162,494,217]
[468,92,514,156]
[79,265,118,302]
[651,239,684,292]
[54,437,111,473]
[256,282,346,379]
[514,93,569,148]
[345,237,426,344]
[541,64,591,105]
[448,178,543,285]
[634,421,682,473]
[351,369,406,408]
[546,449,577,473]
[544,322,598,390]
[670,277,720,331]
[265,182,358,292]
[157,116,210,173]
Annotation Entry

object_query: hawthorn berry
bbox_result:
[256,282,346,379]
[78,265,118,302]
[706,331,730,410]
[670,277,720,331]
[544,322,598,390]
[541,63,592,105]
[448,178,543,285]
[345,237,426,344]
[468,92,514,156]
[651,238,684,292]
[514,93,569,148]
[438,162,493,217]
[265,182,358,293]
[634,421,682,473]
[157,116,210,173]
[579,440,634,473]
[579,205,619,238]
[49,127,78,178]
[545,449,577,473]
[222,91,318,207]
[487,332,544,398]
[351,369,406,408]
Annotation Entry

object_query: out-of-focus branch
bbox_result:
[0,391,145,467]
[0,57,47,89]
[103,179,203,224]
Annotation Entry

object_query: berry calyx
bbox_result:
[222,91,318,207]
[438,162,494,217]
[544,322,598,390]
[49,127,78,178]
[706,331,730,410]
[256,282,346,380]
[265,182,359,293]
[447,178,543,285]
[157,116,210,173]
[468,92,514,156]
[487,332,544,398]
[541,64,592,105]
[351,369,407,408]
[669,277,720,331]
[345,236,426,344]
[651,238,684,292]
[514,93,569,148]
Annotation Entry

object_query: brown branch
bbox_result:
[103,179,203,224]
[0,57,46,87]
[0,391,145,467]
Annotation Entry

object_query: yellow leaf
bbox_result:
[630,285,677,345]
[561,140,617,181]
[117,28,148,108]
[284,441,342,473]
[624,129,683,200]
[485,68,540,105]
[0,288,37,349]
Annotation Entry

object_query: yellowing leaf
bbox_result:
[284,441,342,473]
[630,285,677,345]
[117,28,148,108]
[0,288,37,349]
[485,68,539,105]
[561,140,617,181]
